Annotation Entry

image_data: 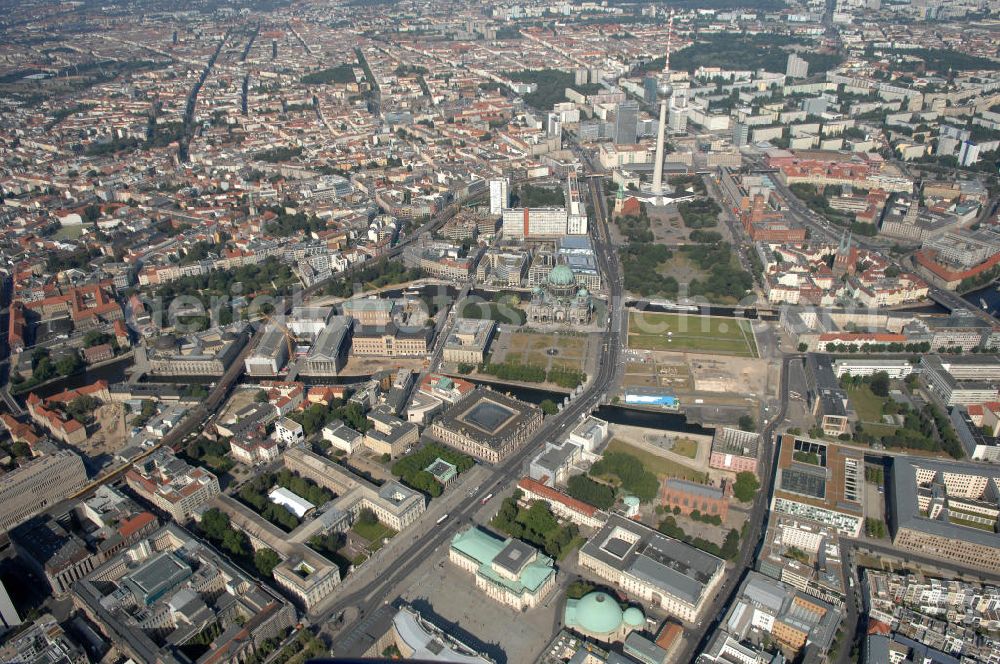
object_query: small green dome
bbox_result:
[548,265,575,286]
[566,592,623,636]
[623,607,645,627]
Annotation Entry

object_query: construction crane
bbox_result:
[262,313,297,364]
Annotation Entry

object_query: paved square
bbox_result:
[401,553,562,664]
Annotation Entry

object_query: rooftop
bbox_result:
[450,526,555,597]
[580,514,723,606]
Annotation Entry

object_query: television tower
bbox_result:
[650,10,675,202]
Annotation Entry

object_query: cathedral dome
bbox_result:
[548,265,575,287]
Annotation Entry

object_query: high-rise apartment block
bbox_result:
[786,53,809,78]
[489,178,509,216]
[0,450,88,534]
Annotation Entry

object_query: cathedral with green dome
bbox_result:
[563,591,645,643]
[525,263,593,326]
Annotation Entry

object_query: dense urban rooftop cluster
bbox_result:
[4,0,1000,662]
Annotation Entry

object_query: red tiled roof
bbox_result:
[656,622,683,649]
[118,512,156,539]
[915,249,1000,282]
[868,619,892,636]
[518,477,597,517]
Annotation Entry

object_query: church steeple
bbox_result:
[838,229,850,254]
[834,229,855,275]
[614,182,626,214]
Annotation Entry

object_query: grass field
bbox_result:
[671,437,698,459]
[500,331,589,372]
[606,438,708,483]
[352,521,396,550]
[53,225,85,240]
[847,386,893,425]
[627,311,757,357]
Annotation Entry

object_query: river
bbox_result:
[30,356,133,399]
[466,376,714,436]
[962,283,1000,317]
[27,280,715,437]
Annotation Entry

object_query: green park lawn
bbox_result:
[627,311,757,357]
[605,439,708,483]
[352,521,396,549]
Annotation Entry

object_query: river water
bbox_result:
[962,283,1000,317]
[29,281,714,436]
[466,376,714,436]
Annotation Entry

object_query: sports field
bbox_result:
[627,311,757,357]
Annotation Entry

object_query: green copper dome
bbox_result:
[548,264,575,286]
[623,606,645,627]
[565,592,623,636]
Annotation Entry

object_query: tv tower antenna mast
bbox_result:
[649,9,675,202]
[663,9,674,75]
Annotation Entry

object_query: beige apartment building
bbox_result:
[0,450,88,533]
[124,449,221,522]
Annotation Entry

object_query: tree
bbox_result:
[721,528,740,559]
[566,580,594,600]
[869,371,890,397]
[66,395,98,424]
[521,501,559,538]
[358,507,378,526]
[254,548,281,577]
[131,399,158,427]
[200,508,231,540]
[83,330,112,348]
[864,518,886,538]
[255,390,269,402]
[539,399,558,415]
[732,472,760,502]
[565,474,616,510]
[390,443,472,495]
[55,353,84,377]
[221,529,247,557]
[738,414,756,432]
[797,342,808,352]
[590,452,659,502]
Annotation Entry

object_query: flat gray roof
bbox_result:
[580,514,723,606]
[493,539,536,576]
[308,316,351,361]
[889,456,1000,549]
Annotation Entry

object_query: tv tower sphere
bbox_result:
[658,80,673,98]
